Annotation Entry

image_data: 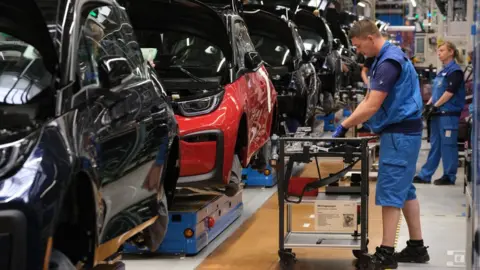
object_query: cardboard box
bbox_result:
[314,198,358,233]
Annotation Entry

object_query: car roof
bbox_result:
[124,0,233,61]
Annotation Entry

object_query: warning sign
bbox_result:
[314,200,358,233]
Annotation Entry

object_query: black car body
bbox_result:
[0,0,180,269]
[241,4,319,130]
[293,6,344,114]
[324,7,363,89]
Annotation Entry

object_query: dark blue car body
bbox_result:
[0,0,180,269]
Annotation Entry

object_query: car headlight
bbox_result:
[0,132,39,179]
[177,91,224,117]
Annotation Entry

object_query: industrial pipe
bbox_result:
[385,25,416,32]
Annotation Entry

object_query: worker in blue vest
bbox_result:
[414,41,466,185]
[332,20,429,269]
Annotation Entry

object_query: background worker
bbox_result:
[414,41,465,185]
[332,20,429,269]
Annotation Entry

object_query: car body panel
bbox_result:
[242,7,318,128]
[0,0,180,269]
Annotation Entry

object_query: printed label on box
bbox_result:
[314,200,357,233]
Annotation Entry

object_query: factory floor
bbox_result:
[124,139,467,270]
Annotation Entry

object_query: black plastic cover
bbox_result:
[0,210,26,270]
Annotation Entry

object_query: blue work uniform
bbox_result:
[417,60,466,184]
[368,42,423,209]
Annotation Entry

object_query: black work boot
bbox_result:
[394,240,430,263]
[357,246,398,269]
[413,176,430,184]
[433,176,454,186]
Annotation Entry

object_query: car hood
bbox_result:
[294,9,333,50]
[242,9,297,58]
[124,0,233,62]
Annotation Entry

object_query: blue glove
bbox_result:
[332,124,348,138]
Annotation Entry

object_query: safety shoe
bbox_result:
[434,176,454,186]
[357,246,398,269]
[413,176,430,184]
[394,241,430,263]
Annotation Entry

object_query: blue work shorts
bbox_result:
[376,132,422,208]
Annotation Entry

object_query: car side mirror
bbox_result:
[244,51,263,71]
[98,56,133,89]
[332,38,341,51]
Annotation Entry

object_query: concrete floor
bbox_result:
[396,140,467,269]
[124,139,468,270]
[123,187,278,270]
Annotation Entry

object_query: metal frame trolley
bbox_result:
[274,135,376,269]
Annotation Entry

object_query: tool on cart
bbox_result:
[271,129,377,270]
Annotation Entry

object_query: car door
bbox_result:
[232,20,270,154]
[75,4,168,243]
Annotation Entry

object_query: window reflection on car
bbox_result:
[251,35,292,67]
[136,31,227,78]
[0,35,52,105]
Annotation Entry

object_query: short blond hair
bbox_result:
[349,19,381,39]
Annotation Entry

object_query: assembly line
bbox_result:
[0,0,478,269]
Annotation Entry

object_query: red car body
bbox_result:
[129,0,278,188]
[178,66,277,185]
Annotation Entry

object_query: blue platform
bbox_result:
[242,164,277,187]
[316,113,336,132]
[122,193,243,256]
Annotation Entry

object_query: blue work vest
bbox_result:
[367,42,423,133]
[432,60,466,112]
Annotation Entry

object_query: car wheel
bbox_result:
[49,250,76,270]
[225,155,242,197]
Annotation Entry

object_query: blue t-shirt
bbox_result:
[370,59,402,92]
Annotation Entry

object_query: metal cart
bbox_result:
[274,135,376,269]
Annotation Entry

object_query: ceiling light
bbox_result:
[358,2,366,7]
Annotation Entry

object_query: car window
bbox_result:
[76,5,145,89]
[250,35,292,67]
[0,32,53,105]
[233,21,255,68]
[136,30,227,78]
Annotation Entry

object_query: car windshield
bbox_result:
[136,31,227,79]
[297,29,324,53]
[251,35,293,67]
[0,33,53,105]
